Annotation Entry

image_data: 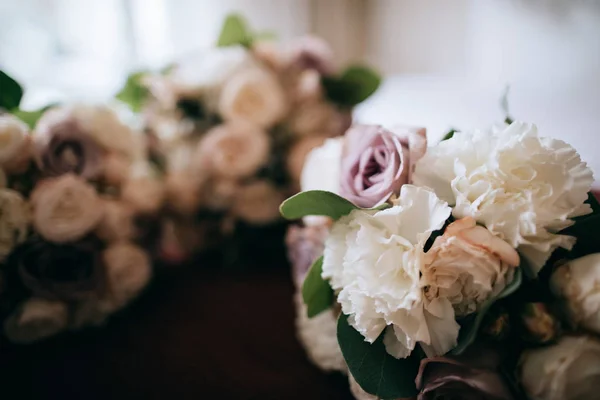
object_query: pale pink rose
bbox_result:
[294,70,323,103]
[95,200,135,243]
[102,242,151,309]
[231,180,285,224]
[252,41,287,72]
[165,172,201,215]
[340,125,427,208]
[289,101,345,138]
[121,177,165,215]
[197,122,270,179]
[31,174,104,243]
[103,153,131,186]
[286,136,327,187]
[423,217,520,316]
[0,115,29,169]
[288,35,336,76]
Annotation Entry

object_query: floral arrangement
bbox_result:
[0,71,158,343]
[116,14,381,263]
[283,121,599,399]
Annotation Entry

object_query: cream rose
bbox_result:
[4,298,69,343]
[231,180,286,225]
[413,122,594,274]
[323,185,459,358]
[121,177,165,215]
[288,101,346,138]
[103,152,131,186]
[102,242,152,310]
[520,335,600,400]
[0,188,29,261]
[32,174,104,243]
[423,217,520,316]
[196,122,270,179]
[218,67,287,128]
[35,104,136,158]
[0,115,30,170]
[550,253,600,334]
[95,200,135,243]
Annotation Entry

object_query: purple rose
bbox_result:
[288,35,336,76]
[285,224,328,285]
[340,125,427,208]
[12,236,105,301]
[416,345,514,400]
[35,119,103,178]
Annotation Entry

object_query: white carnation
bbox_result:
[322,185,458,358]
[413,122,594,274]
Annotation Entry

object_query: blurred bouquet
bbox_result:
[283,121,600,399]
[0,71,157,343]
[116,14,380,263]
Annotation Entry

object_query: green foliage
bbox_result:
[337,314,420,399]
[216,13,276,48]
[0,70,23,110]
[441,128,457,141]
[451,267,523,355]
[115,71,150,112]
[11,109,45,129]
[322,66,381,107]
[279,190,358,221]
[301,256,334,317]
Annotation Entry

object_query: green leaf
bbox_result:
[302,256,334,317]
[322,65,381,107]
[280,190,358,221]
[11,109,45,129]
[441,128,457,141]
[337,314,420,399]
[252,30,277,42]
[0,70,24,110]
[116,71,149,112]
[452,267,523,355]
[217,13,252,48]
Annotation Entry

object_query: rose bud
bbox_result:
[121,177,165,216]
[416,344,514,400]
[0,188,29,262]
[520,335,600,400]
[231,180,285,225]
[31,174,104,243]
[196,121,270,180]
[13,235,105,301]
[3,298,69,343]
[218,67,287,128]
[341,125,427,208]
[519,302,561,344]
[0,115,33,174]
[550,253,600,334]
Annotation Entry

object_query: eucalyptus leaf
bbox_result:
[337,314,420,399]
[0,70,23,110]
[116,71,149,112]
[451,267,523,355]
[322,66,381,107]
[217,13,251,47]
[280,190,358,221]
[302,256,334,318]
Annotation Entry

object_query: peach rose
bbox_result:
[32,174,104,243]
[95,200,135,243]
[121,177,165,215]
[0,115,31,172]
[196,122,270,179]
[231,180,285,225]
[423,217,520,316]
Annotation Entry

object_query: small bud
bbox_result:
[519,302,561,344]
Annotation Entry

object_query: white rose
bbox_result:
[196,122,270,179]
[35,104,136,158]
[0,188,29,261]
[0,115,29,167]
[121,177,165,215]
[323,185,459,358]
[231,180,285,225]
[218,67,287,128]
[550,253,600,334]
[102,242,152,309]
[413,122,594,274]
[520,335,600,400]
[4,298,69,343]
[32,174,104,243]
[423,217,520,316]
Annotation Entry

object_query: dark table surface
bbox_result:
[0,255,353,400]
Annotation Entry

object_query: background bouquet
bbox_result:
[116,14,380,264]
[0,71,158,343]
[283,121,599,399]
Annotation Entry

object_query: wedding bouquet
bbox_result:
[283,121,599,399]
[0,71,159,343]
[116,14,380,263]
